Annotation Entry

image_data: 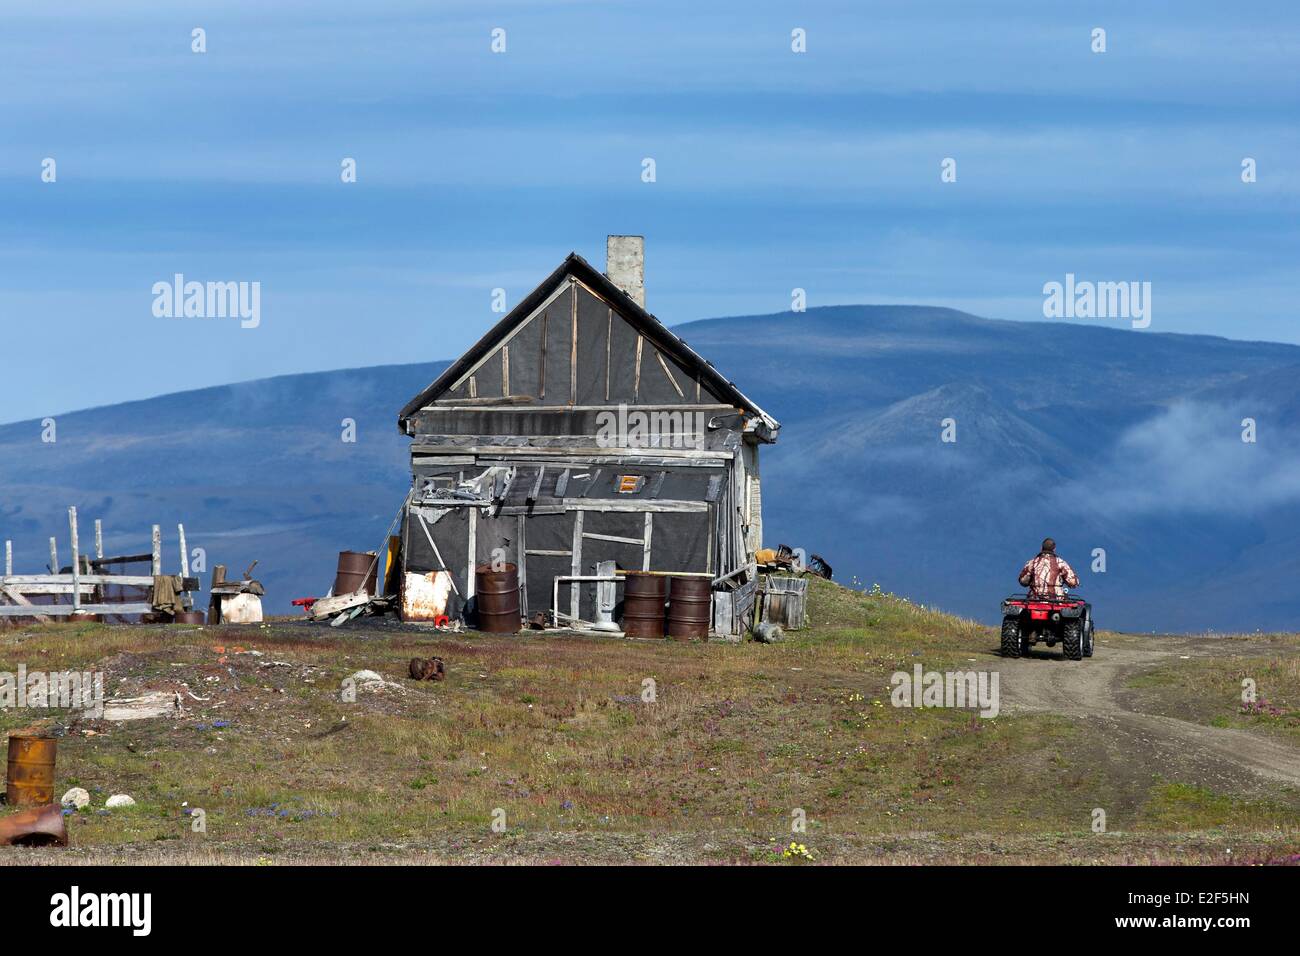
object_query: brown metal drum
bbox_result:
[333,551,379,597]
[622,572,666,638]
[475,563,521,633]
[6,736,56,807]
[172,610,206,625]
[666,576,712,641]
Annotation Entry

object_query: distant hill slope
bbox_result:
[3,306,1299,631]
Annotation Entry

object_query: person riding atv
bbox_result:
[1001,538,1094,660]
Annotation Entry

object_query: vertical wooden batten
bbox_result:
[569,279,579,405]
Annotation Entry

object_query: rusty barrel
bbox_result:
[475,563,521,633]
[666,576,712,641]
[621,572,666,638]
[172,610,206,625]
[333,551,379,597]
[6,735,56,807]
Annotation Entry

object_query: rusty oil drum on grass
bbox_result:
[666,576,712,641]
[475,563,521,633]
[5,735,56,807]
[621,572,666,638]
[333,551,379,598]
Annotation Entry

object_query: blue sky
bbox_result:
[2,1,1297,422]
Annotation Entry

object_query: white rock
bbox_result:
[346,669,403,695]
[61,787,90,809]
[105,794,136,808]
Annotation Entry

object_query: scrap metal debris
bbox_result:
[208,563,266,624]
[0,803,67,847]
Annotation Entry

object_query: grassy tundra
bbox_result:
[2,579,1297,865]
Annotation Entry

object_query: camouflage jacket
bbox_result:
[1018,552,1079,598]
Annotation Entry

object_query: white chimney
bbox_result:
[605,235,645,308]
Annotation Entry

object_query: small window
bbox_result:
[617,475,645,494]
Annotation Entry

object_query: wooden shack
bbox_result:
[395,236,780,635]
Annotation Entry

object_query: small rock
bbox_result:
[105,794,136,808]
[347,669,403,694]
[752,622,785,644]
[61,787,90,809]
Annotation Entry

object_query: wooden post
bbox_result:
[4,540,10,577]
[49,537,58,574]
[178,523,191,610]
[151,525,162,577]
[69,507,81,613]
[94,519,104,560]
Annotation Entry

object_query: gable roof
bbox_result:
[397,252,780,439]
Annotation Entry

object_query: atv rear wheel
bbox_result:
[1062,620,1083,660]
[1001,617,1023,658]
[1083,619,1095,657]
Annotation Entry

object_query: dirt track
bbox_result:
[996,635,1300,797]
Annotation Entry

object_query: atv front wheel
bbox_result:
[1062,620,1083,661]
[1083,619,1095,658]
[1001,617,1024,658]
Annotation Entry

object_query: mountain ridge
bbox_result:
[3,305,1297,632]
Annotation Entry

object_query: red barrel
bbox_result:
[475,563,521,633]
[621,572,666,638]
[666,576,712,641]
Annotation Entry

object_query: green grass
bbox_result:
[1124,642,1300,744]
[2,579,1298,864]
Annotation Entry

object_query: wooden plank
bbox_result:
[569,278,578,404]
[517,514,527,612]
[432,395,533,407]
[569,511,584,618]
[643,513,653,571]
[466,508,477,599]
[656,350,685,398]
[582,532,644,546]
[559,499,708,514]
[69,507,81,613]
[539,310,547,399]
[0,602,153,618]
[94,520,104,560]
[151,525,162,577]
[178,524,190,578]
[433,403,734,414]
[0,585,52,622]
[48,537,57,574]
[2,574,184,587]
[605,308,612,402]
[502,344,510,396]
[525,549,571,557]
[89,552,153,568]
[1,584,95,596]
[410,443,732,461]
[634,335,643,402]
[4,540,10,576]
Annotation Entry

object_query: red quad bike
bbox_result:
[1001,592,1094,660]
